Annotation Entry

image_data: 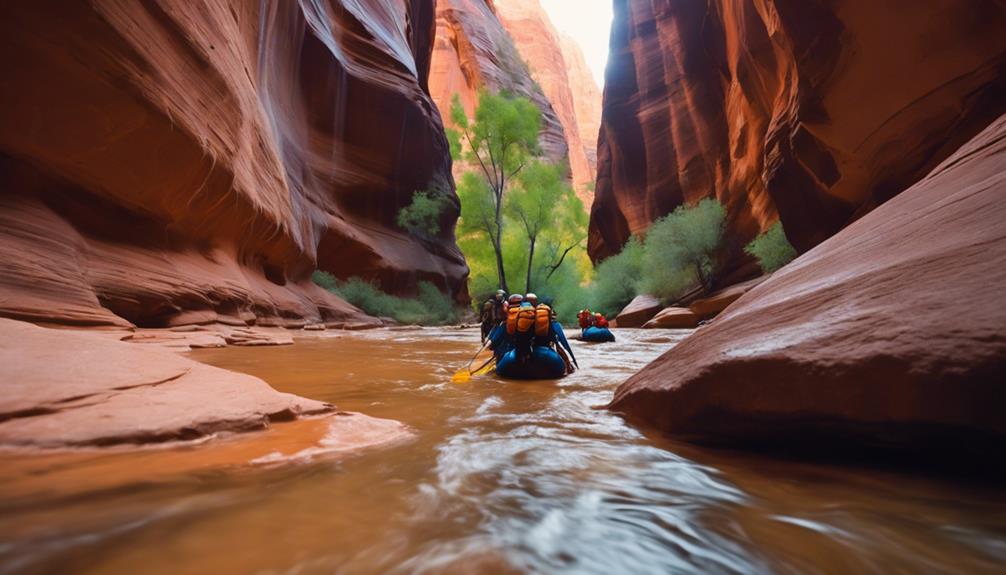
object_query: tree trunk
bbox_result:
[494,188,508,292]
[694,259,709,294]
[525,234,537,293]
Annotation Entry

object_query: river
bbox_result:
[1,328,1004,574]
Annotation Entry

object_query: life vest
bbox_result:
[593,313,609,328]
[506,305,536,335]
[577,309,593,329]
[534,305,552,337]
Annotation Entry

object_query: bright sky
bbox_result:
[539,0,613,88]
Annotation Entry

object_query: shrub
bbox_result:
[639,198,726,300]
[745,221,797,273]
[313,272,459,325]
[588,237,644,316]
[397,190,449,237]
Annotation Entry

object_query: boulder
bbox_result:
[614,295,663,328]
[642,308,700,329]
[688,276,769,319]
[609,114,1006,450]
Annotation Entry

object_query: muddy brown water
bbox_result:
[1,328,1004,574]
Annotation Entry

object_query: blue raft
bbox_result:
[580,326,615,342]
[496,346,567,380]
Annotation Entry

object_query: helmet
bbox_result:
[495,289,506,300]
[525,293,538,305]
[507,294,524,305]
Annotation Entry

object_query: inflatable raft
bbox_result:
[580,326,615,342]
[496,346,567,380]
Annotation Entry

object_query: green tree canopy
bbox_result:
[448,91,541,292]
[639,198,727,299]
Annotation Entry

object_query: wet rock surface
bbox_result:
[590,0,1006,275]
[610,113,1006,449]
[0,318,337,448]
[614,294,663,328]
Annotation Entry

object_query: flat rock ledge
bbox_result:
[0,318,399,450]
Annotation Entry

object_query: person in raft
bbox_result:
[479,289,508,343]
[488,293,577,373]
[577,309,610,329]
[577,308,616,342]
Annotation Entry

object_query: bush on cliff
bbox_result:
[312,272,458,325]
[745,221,797,273]
[639,198,726,299]
[397,189,450,237]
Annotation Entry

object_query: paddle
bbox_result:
[451,340,494,383]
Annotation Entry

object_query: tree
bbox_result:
[745,221,798,273]
[639,198,727,299]
[448,91,540,292]
[505,161,571,292]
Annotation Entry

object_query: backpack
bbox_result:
[507,305,538,359]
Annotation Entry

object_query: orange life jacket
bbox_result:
[507,305,537,335]
[534,305,552,337]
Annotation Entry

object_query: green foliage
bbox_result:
[745,221,797,273]
[639,198,727,299]
[506,161,574,292]
[311,269,339,291]
[397,189,449,237]
[587,237,644,316]
[313,272,458,325]
[450,90,543,292]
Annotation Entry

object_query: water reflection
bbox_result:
[0,328,1004,574]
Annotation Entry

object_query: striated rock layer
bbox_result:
[494,0,603,203]
[609,113,1006,449]
[590,0,1006,265]
[0,318,408,448]
[429,0,569,176]
[0,0,467,329]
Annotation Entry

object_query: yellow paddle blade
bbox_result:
[451,370,472,383]
[472,361,496,376]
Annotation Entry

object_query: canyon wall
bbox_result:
[610,111,1006,449]
[0,0,467,329]
[429,0,602,204]
[494,0,603,203]
[590,0,1006,266]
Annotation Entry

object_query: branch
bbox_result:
[545,236,585,280]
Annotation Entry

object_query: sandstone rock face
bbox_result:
[0,0,467,329]
[494,0,603,203]
[687,276,769,320]
[614,294,663,328]
[642,308,699,330]
[429,0,568,179]
[0,318,335,447]
[609,114,1006,448]
[590,0,1006,266]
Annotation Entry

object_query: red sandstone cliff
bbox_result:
[590,0,1006,265]
[429,0,569,178]
[0,0,467,329]
[494,0,603,203]
[610,112,1006,449]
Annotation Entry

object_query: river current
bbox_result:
[1,328,1004,574]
